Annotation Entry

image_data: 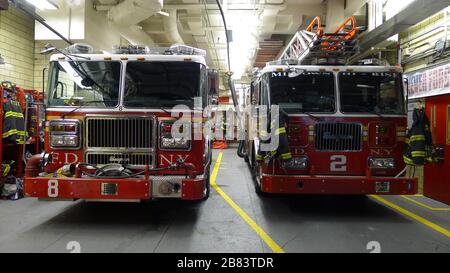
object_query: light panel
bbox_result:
[26,0,58,10]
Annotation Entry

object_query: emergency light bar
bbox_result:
[167,44,206,57]
[65,43,94,54]
[112,45,151,54]
[61,43,207,57]
[110,44,206,57]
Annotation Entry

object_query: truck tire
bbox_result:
[249,145,267,196]
[202,165,211,201]
[253,165,265,196]
[200,141,213,201]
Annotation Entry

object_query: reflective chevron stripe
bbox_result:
[411,151,426,157]
[280,152,292,160]
[409,135,425,142]
[4,111,24,118]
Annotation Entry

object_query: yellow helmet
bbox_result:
[1,81,15,92]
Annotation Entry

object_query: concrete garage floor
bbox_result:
[0,147,449,253]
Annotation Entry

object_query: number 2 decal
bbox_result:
[330,155,347,171]
[48,179,59,197]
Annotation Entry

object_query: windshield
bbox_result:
[47,61,121,107]
[124,61,202,109]
[339,72,405,114]
[269,72,335,113]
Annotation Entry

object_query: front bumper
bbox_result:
[24,176,207,201]
[261,174,417,195]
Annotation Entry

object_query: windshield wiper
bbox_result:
[160,106,171,114]
[61,100,117,119]
[359,106,388,120]
[369,110,386,119]
[344,105,388,119]
[69,61,107,93]
[299,110,322,121]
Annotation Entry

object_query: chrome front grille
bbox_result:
[315,122,362,151]
[86,152,153,167]
[86,117,154,149]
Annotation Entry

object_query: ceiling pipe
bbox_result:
[97,0,118,4]
[163,10,184,45]
[96,0,163,47]
[119,25,156,47]
[107,0,163,27]
[162,3,287,11]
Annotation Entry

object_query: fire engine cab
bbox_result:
[24,44,215,202]
[242,16,418,195]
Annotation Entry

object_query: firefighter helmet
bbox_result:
[1,81,15,92]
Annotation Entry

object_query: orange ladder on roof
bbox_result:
[271,16,359,65]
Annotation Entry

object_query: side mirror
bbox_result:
[208,69,219,96]
[403,76,409,111]
[41,43,57,55]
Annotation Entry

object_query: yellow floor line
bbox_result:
[400,195,450,211]
[210,152,285,253]
[370,195,450,238]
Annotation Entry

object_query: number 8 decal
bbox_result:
[48,179,59,197]
[330,155,347,171]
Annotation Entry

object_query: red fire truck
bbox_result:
[24,44,215,202]
[242,17,418,195]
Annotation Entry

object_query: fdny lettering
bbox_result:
[271,72,287,77]
[160,154,190,165]
[52,152,79,164]
[370,149,393,156]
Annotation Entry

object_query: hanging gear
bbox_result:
[256,107,292,164]
[1,176,23,200]
[2,81,17,101]
[1,160,15,177]
[2,99,26,144]
[403,108,433,166]
[25,93,38,137]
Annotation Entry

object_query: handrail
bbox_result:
[306,16,323,36]
[332,16,357,41]
[273,15,359,65]
[321,16,358,52]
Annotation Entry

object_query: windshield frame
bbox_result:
[122,61,206,110]
[338,71,406,115]
[46,60,123,108]
[266,70,337,114]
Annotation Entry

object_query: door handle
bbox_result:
[432,144,445,163]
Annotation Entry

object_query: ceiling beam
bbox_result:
[358,0,450,53]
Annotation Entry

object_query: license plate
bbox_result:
[375,181,390,193]
[101,183,118,195]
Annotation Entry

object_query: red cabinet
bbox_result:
[424,94,450,205]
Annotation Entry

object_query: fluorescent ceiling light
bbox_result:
[157,11,170,17]
[229,13,259,80]
[26,0,59,10]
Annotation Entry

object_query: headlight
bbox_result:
[282,156,308,170]
[161,137,190,149]
[159,121,191,150]
[50,135,79,147]
[368,157,395,169]
[49,120,80,149]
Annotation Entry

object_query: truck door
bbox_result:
[424,95,450,205]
